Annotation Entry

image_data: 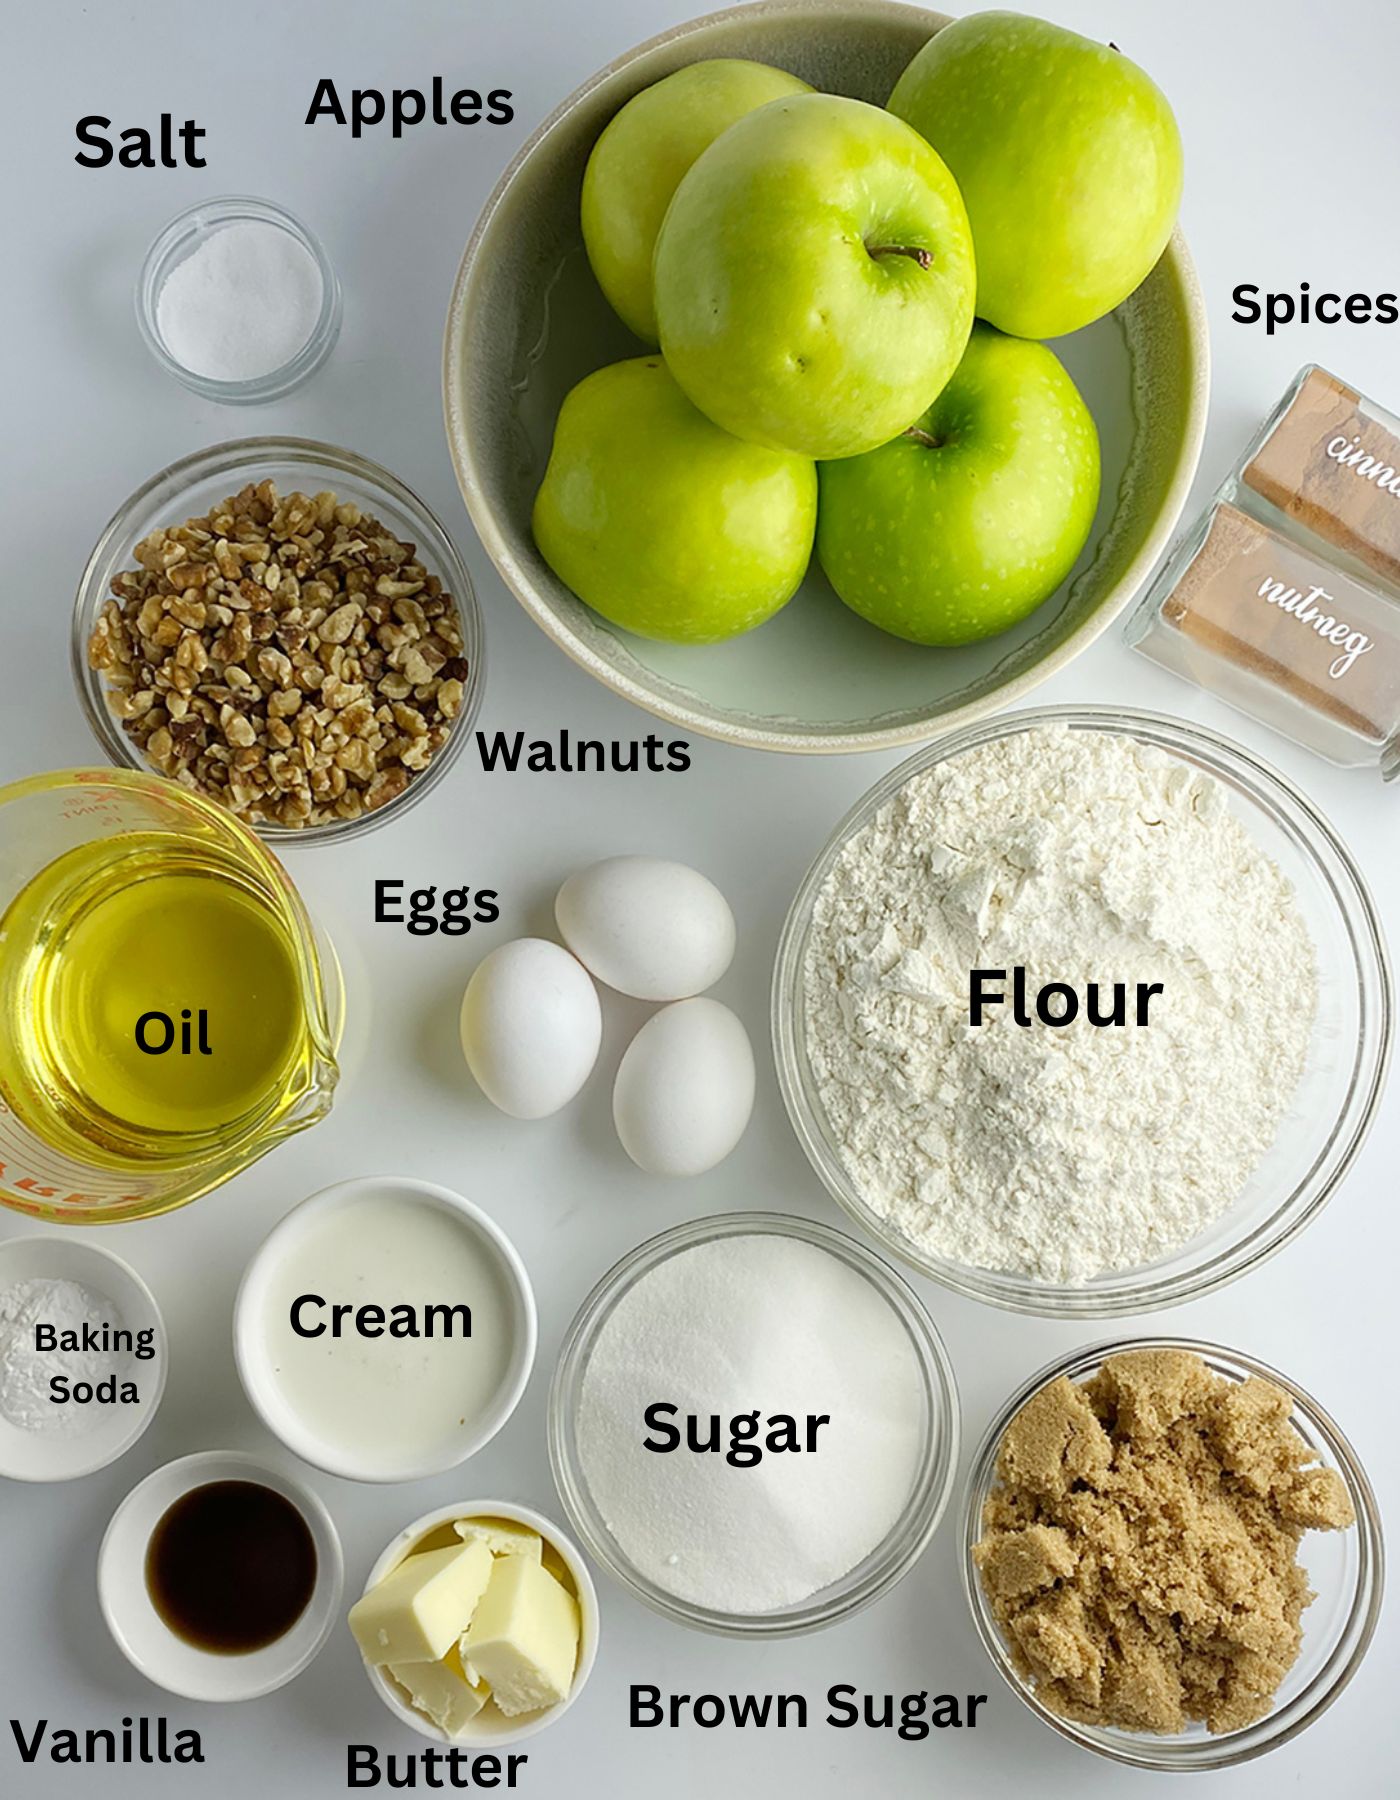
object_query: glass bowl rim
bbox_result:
[135,193,343,403]
[772,702,1393,1317]
[70,433,485,847]
[548,1208,960,1639]
[959,1333,1385,1771]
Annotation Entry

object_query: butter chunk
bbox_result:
[453,1515,543,1562]
[540,1540,572,1587]
[388,1645,490,1738]
[461,1553,580,1717]
[349,1540,494,1666]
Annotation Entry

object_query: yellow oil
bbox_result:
[0,832,312,1167]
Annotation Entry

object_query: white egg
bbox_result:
[555,856,736,1001]
[460,938,602,1119]
[613,998,755,1177]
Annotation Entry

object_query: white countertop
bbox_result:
[3,1,1396,1794]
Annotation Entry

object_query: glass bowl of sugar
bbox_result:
[136,196,342,403]
[549,1211,960,1638]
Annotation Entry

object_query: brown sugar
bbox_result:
[974,1349,1355,1737]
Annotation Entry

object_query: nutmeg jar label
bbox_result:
[1159,504,1400,729]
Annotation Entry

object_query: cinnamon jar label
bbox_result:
[1242,365,1400,586]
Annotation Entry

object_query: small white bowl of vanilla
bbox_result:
[233,1176,537,1482]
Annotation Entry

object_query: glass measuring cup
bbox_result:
[0,769,340,1225]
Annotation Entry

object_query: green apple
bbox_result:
[653,93,975,460]
[816,324,1100,646]
[581,59,811,344]
[532,357,816,643]
[889,12,1182,339]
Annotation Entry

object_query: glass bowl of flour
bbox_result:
[774,706,1391,1317]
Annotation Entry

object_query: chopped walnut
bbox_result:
[88,481,469,829]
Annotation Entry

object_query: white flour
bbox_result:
[0,1278,128,1435]
[804,726,1317,1284]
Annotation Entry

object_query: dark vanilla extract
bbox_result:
[145,1481,316,1654]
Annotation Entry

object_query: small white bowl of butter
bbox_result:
[234,1175,537,1482]
[354,1501,600,1747]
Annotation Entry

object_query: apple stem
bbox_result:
[903,426,945,450]
[867,243,934,271]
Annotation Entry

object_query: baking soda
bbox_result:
[0,1277,133,1435]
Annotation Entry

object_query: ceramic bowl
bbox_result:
[0,1236,167,1482]
[358,1500,600,1747]
[98,1450,343,1702]
[234,1176,537,1482]
[444,0,1209,753]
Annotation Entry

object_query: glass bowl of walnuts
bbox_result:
[72,437,484,844]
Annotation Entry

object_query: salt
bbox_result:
[155,219,323,383]
[576,1233,925,1614]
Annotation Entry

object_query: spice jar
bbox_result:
[1128,364,1400,779]
[1240,365,1400,586]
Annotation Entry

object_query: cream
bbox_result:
[253,1188,517,1471]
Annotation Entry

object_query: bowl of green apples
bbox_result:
[444,0,1208,753]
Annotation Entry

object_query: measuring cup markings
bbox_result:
[0,770,340,1226]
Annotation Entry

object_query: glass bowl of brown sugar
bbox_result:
[961,1336,1384,1771]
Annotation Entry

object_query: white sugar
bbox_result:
[156,219,323,383]
[576,1233,925,1614]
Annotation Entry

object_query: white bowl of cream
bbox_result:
[234,1176,537,1482]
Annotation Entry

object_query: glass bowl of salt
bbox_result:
[136,195,342,403]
